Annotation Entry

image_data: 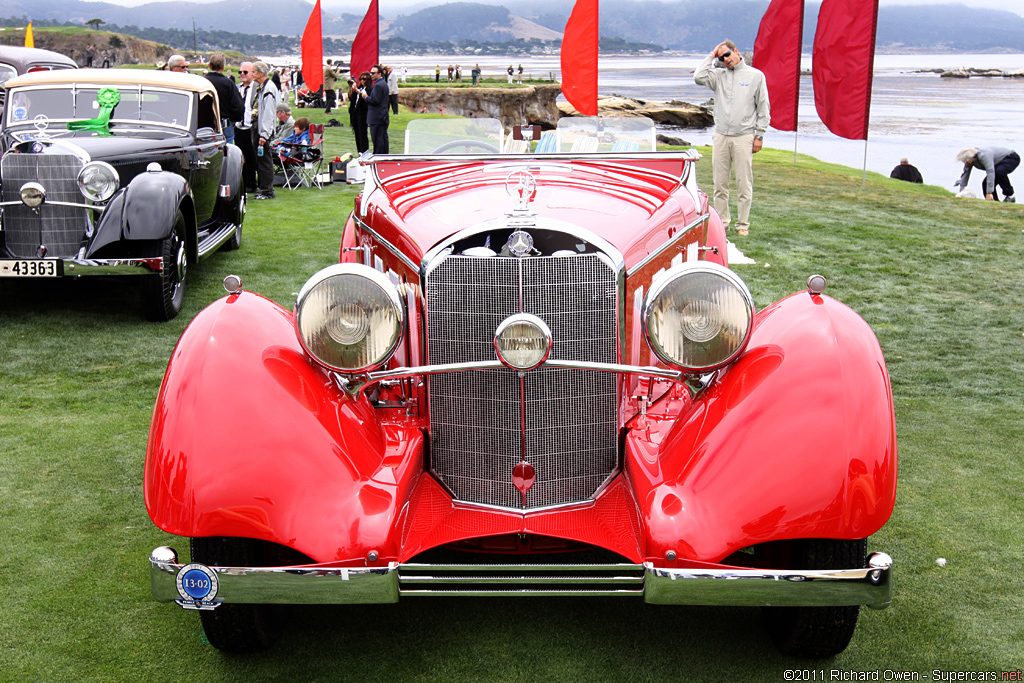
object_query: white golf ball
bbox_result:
[935,557,947,567]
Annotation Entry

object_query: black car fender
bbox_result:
[215,143,244,220]
[86,170,197,259]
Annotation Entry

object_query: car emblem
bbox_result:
[174,563,221,611]
[506,230,534,257]
[504,170,537,211]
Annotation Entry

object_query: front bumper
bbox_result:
[0,257,163,278]
[150,547,893,610]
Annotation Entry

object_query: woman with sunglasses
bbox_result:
[348,72,371,154]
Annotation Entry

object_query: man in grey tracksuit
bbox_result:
[956,146,1018,202]
[694,41,770,236]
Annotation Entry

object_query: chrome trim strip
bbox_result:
[0,257,164,277]
[150,548,399,605]
[352,213,419,273]
[366,152,700,164]
[644,553,893,609]
[341,358,683,397]
[626,212,710,278]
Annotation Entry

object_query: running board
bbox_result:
[398,563,647,597]
[197,223,238,259]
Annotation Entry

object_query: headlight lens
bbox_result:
[642,262,755,372]
[494,313,552,370]
[295,264,404,373]
[20,182,45,207]
[77,161,119,202]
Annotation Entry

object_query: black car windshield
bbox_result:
[6,86,191,129]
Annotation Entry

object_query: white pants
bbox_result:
[711,132,755,231]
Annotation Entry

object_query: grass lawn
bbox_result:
[1,105,1022,681]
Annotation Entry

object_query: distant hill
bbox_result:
[0,0,1022,53]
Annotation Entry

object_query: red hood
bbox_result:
[361,157,701,266]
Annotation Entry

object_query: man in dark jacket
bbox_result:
[890,157,923,183]
[205,53,245,144]
[362,64,390,154]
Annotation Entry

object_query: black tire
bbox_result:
[762,538,867,658]
[141,210,187,321]
[221,190,245,252]
[189,537,284,652]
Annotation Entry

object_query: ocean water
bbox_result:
[312,53,1024,190]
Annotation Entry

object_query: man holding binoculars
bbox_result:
[695,41,771,236]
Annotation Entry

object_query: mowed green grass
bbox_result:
[1,103,1022,680]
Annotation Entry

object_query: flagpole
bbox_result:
[862,136,869,185]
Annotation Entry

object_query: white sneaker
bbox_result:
[1005,194,1016,203]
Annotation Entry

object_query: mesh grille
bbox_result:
[426,253,619,510]
[2,153,87,258]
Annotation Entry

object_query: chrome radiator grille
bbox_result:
[426,254,619,510]
[2,153,87,258]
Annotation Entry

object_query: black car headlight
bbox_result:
[642,262,755,373]
[77,161,119,202]
[295,264,405,373]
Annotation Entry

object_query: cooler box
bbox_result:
[346,159,365,184]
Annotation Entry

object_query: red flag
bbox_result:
[560,0,598,116]
[812,0,879,140]
[350,0,379,79]
[301,0,323,92]
[753,0,804,132]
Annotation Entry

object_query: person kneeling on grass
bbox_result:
[955,146,1018,202]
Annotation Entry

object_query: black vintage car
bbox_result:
[0,69,245,320]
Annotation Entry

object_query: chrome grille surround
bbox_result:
[2,152,88,258]
[425,241,622,511]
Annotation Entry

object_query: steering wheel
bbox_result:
[431,139,500,154]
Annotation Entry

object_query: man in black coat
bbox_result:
[890,157,923,183]
[362,64,390,154]
[205,53,245,144]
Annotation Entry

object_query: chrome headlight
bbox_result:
[494,313,552,371]
[77,161,119,202]
[295,264,404,374]
[642,262,755,372]
[20,182,45,207]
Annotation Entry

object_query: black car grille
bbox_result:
[426,254,619,510]
[2,153,87,258]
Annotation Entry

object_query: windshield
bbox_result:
[402,116,657,155]
[6,85,192,129]
[0,63,17,87]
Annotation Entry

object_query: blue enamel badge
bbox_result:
[174,563,221,611]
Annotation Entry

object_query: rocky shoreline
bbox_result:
[398,85,712,132]
[935,67,1024,78]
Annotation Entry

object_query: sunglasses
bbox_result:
[720,50,733,59]
[240,70,250,74]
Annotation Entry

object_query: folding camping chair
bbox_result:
[277,124,325,190]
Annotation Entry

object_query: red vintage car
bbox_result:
[146,118,896,657]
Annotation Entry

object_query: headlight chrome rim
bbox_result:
[20,182,45,207]
[76,161,120,202]
[294,263,405,374]
[642,262,755,373]
[494,313,553,371]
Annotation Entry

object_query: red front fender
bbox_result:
[144,292,423,564]
[627,290,898,564]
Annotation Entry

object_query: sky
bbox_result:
[81,0,1024,15]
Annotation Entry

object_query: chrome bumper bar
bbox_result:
[150,548,892,610]
[0,257,163,277]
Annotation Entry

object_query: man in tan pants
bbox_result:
[694,41,770,235]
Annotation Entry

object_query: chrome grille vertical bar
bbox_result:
[1,153,87,258]
[426,252,619,510]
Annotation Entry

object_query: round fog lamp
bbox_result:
[20,182,45,207]
[77,161,120,202]
[494,313,552,371]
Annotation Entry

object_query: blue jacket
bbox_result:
[366,76,390,126]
